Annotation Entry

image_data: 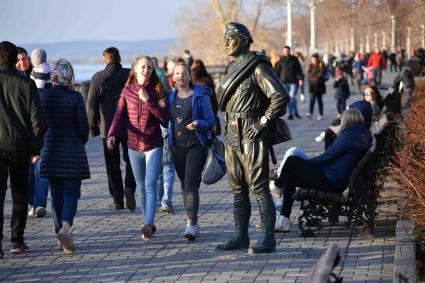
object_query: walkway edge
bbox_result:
[394,217,416,282]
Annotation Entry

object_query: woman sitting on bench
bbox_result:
[272,108,372,232]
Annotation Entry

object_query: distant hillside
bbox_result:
[22,38,180,64]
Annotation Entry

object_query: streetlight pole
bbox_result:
[391,15,396,50]
[309,0,317,53]
[286,0,293,47]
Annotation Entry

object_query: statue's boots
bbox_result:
[216,195,250,251]
[251,194,276,254]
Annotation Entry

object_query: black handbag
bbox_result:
[201,138,226,185]
[269,117,292,145]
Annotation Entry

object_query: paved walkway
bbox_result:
[0,73,399,282]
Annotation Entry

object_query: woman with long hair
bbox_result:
[272,108,372,232]
[363,84,384,120]
[108,56,168,241]
[40,59,90,253]
[307,53,327,120]
[168,63,215,240]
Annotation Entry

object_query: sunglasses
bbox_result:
[364,91,373,96]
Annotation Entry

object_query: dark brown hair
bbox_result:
[126,56,166,99]
[364,84,384,107]
[0,41,18,68]
[103,47,121,63]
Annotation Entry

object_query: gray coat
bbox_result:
[40,85,90,180]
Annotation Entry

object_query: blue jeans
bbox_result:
[48,178,81,233]
[128,147,163,225]
[285,83,299,116]
[157,163,175,209]
[28,160,49,208]
[277,147,310,176]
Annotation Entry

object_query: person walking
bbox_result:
[168,63,215,240]
[87,47,136,211]
[367,48,385,86]
[307,53,327,120]
[333,70,350,117]
[39,59,90,253]
[0,41,42,257]
[107,56,168,241]
[274,46,304,120]
[27,48,51,218]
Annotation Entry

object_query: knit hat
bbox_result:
[349,100,372,128]
[31,48,47,66]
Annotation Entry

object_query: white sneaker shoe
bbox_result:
[317,115,323,121]
[27,207,35,217]
[315,131,326,142]
[269,180,282,198]
[275,215,291,233]
[184,224,200,240]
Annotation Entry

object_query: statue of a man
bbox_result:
[216,22,290,253]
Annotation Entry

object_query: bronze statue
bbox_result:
[216,22,290,253]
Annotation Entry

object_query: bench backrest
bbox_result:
[347,142,378,200]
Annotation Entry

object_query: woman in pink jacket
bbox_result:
[108,56,168,241]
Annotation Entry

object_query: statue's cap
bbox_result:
[224,22,253,44]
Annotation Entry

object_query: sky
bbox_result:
[0,0,187,45]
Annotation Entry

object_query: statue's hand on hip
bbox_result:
[245,122,266,140]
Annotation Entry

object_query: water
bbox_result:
[73,64,131,82]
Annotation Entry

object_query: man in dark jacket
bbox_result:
[86,47,136,211]
[274,46,303,119]
[0,41,42,257]
[215,23,289,254]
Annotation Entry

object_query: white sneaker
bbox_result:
[275,215,291,233]
[317,115,323,121]
[315,131,326,142]
[27,207,35,217]
[269,180,282,198]
[184,224,200,240]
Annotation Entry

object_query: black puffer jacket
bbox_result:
[0,66,42,155]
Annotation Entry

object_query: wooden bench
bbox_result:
[293,115,395,237]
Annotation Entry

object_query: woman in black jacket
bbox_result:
[40,59,90,253]
[307,53,327,120]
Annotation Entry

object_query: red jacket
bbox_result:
[367,52,385,70]
[108,83,168,152]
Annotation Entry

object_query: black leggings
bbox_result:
[173,144,208,225]
[275,156,344,217]
[309,93,324,116]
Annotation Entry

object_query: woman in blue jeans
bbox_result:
[168,63,215,240]
[40,59,90,253]
[108,56,169,241]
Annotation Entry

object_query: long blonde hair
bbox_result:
[338,109,364,136]
[126,56,166,99]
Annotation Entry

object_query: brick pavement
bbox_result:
[0,73,398,282]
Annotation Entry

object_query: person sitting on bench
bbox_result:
[272,108,372,232]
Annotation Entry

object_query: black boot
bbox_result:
[251,194,276,254]
[216,194,251,251]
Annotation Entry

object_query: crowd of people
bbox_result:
[0,31,417,258]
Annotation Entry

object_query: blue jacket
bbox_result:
[309,124,372,185]
[40,85,90,180]
[168,85,215,148]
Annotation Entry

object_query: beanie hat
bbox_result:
[31,48,47,66]
[349,100,373,128]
